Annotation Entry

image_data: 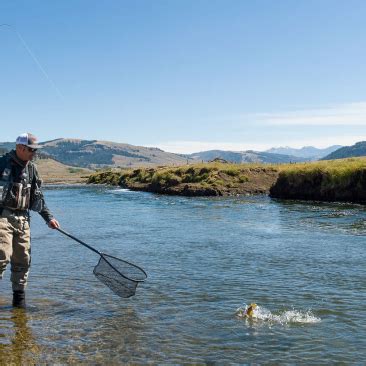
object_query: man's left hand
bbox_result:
[48,219,60,229]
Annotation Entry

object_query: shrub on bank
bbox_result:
[88,170,123,185]
[271,157,366,203]
[88,162,257,189]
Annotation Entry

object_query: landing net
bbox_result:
[93,254,147,298]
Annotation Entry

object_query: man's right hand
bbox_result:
[48,219,60,229]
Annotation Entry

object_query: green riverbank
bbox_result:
[87,162,279,196]
[87,157,366,203]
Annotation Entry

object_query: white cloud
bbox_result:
[254,101,366,126]
[147,101,366,154]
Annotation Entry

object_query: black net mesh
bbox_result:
[93,254,147,298]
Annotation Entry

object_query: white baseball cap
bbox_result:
[16,133,42,149]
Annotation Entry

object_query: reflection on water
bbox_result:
[0,301,40,364]
[0,186,365,364]
[35,303,150,364]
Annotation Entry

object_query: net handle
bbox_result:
[56,227,101,256]
[57,227,147,283]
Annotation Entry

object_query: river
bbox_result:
[0,185,365,364]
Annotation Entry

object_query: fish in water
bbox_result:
[236,303,258,319]
[245,303,258,318]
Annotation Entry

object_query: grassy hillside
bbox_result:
[34,158,93,184]
[0,150,89,184]
[0,139,193,168]
[38,138,192,168]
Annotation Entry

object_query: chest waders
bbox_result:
[0,152,54,308]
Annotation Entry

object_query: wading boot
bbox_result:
[12,290,26,309]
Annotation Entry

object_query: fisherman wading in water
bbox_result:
[0,133,60,308]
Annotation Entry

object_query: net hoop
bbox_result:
[99,252,147,283]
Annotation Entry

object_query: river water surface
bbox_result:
[0,186,365,364]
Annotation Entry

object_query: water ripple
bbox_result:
[0,187,364,363]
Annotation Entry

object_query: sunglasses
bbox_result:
[23,145,38,153]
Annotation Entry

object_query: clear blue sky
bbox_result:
[1,0,365,153]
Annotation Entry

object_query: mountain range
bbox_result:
[187,150,309,163]
[266,145,342,160]
[1,138,365,168]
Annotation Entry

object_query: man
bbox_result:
[0,133,60,308]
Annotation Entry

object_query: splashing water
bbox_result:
[236,304,321,325]
[107,188,135,194]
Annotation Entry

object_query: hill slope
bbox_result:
[0,149,91,183]
[1,139,192,168]
[35,158,92,184]
[0,147,8,156]
[322,141,366,160]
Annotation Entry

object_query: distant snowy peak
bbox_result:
[266,145,342,159]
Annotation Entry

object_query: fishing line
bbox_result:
[0,23,63,99]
